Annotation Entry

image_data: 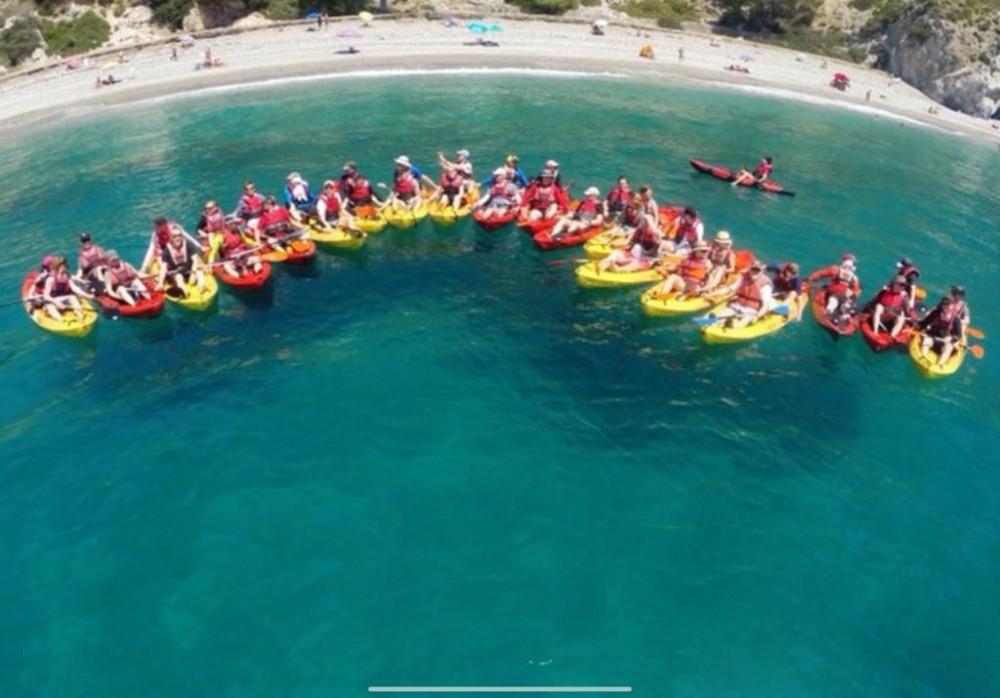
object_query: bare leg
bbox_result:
[937,337,955,365]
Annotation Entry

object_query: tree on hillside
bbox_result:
[0,18,42,66]
[713,0,821,32]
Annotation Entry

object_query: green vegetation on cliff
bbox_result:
[0,17,41,67]
[39,10,110,56]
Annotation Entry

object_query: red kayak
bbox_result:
[858,311,913,352]
[94,279,165,319]
[473,208,518,231]
[690,158,795,196]
[533,224,604,251]
[214,261,272,292]
[811,287,858,338]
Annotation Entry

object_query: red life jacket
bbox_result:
[110,264,136,286]
[680,256,710,284]
[531,185,555,209]
[622,206,640,227]
[753,161,773,178]
[636,221,659,253]
[709,245,733,267]
[575,199,601,220]
[240,192,264,217]
[79,245,107,272]
[319,191,340,215]
[674,217,699,245]
[736,273,770,311]
[441,172,463,191]
[829,266,857,295]
[394,172,417,196]
[607,186,631,209]
[489,182,514,200]
[258,208,291,236]
[350,180,372,203]
[876,287,906,311]
[154,222,176,248]
[203,209,225,232]
[222,231,245,257]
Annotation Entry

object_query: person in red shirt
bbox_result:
[869,275,910,339]
[807,253,862,324]
[733,156,773,187]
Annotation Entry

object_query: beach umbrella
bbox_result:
[337,27,362,38]
[467,21,488,33]
[359,11,373,26]
[179,34,195,47]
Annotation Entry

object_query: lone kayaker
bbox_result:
[732,156,773,187]
[807,253,861,326]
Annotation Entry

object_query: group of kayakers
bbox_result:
[21,149,973,370]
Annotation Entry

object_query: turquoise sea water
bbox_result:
[2,73,999,696]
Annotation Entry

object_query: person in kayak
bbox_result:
[284,172,315,221]
[257,195,303,248]
[521,170,569,221]
[105,253,152,307]
[807,253,861,325]
[473,170,522,218]
[603,176,632,221]
[638,186,660,228]
[158,227,208,296]
[868,275,911,339]
[704,230,736,290]
[550,186,605,240]
[894,257,922,311]
[706,259,774,329]
[235,180,265,226]
[386,156,434,210]
[315,180,356,231]
[25,255,56,310]
[197,200,228,237]
[732,157,773,187]
[438,149,474,183]
[479,154,527,190]
[143,217,200,272]
[662,206,704,254]
[76,233,110,287]
[42,256,88,321]
[916,293,967,366]
[205,220,263,278]
[435,164,471,212]
[651,240,714,297]
[767,261,804,320]
[598,212,662,272]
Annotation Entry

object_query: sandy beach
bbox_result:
[2,16,1000,146]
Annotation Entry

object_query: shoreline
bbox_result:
[2,17,999,146]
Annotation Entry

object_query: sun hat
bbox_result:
[287,171,301,181]
[394,155,411,168]
[343,161,356,171]
[323,179,336,188]
[584,186,599,196]
[456,149,470,158]
[545,159,558,168]
[493,168,507,176]
[715,230,731,242]
[693,240,710,251]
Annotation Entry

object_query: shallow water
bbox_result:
[1,73,999,696]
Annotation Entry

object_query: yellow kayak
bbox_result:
[908,332,965,378]
[575,258,677,288]
[165,273,218,311]
[306,223,366,250]
[583,229,629,261]
[22,272,98,337]
[640,286,736,317]
[427,199,471,225]
[354,206,387,233]
[383,200,428,229]
[699,291,810,344]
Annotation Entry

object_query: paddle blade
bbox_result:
[968,327,985,340]
[771,304,790,316]
[970,344,984,359]
[692,315,717,326]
